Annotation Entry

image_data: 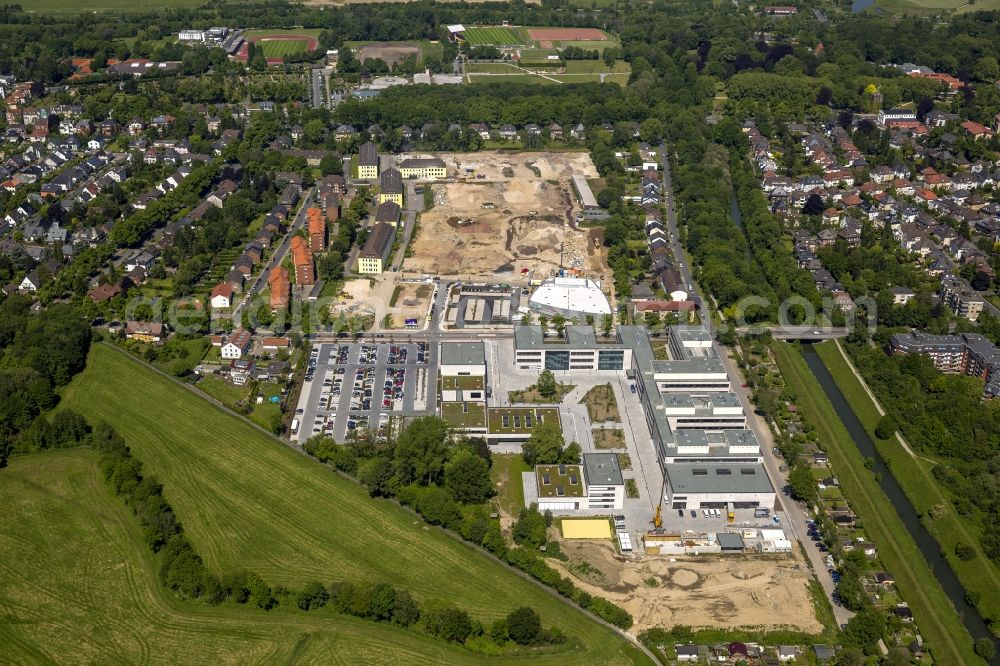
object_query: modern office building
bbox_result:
[664,463,775,510]
[533,454,625,512]
[662,392,747,430]
[514,325,632,372]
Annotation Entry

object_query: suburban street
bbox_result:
[233,186,315,322]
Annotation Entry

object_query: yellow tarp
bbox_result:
[560,519,612,539]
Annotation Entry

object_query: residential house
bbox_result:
[210,283,233,309]
[221,328,253,359]
[125,320,163,343]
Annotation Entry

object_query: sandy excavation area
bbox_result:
[404,151,608,283]
[549,540,822,635]
[386,283,432,327]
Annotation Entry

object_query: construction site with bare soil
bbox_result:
[548,539,823,636]
[403,151,609,285]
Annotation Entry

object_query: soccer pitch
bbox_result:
[463,26,523,46]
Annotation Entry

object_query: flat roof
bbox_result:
[440,341,485,366]
[528,277,611,316]
[572,174,599,208]
[515,324,624,352]
[651,357,727,375]
[583,453,624,486]
[536,464,585,497]
[399,157,446,169]
[667,463,775,494]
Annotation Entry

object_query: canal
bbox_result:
[801,343,998,663]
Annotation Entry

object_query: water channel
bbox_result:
[800,343,998,663]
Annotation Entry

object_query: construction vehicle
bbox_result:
[652,505,663,529]
[727,510,735,523]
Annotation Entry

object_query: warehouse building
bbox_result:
[356,222,395,274]
[571,174,608,220]
[664,463,775,510]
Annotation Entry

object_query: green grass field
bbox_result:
[468,73,557,85]
[772,342,979,665]
[491,454,529,518]
[258,39,309,59]
[26,0,205,12]
[0,450,576,663]
[814,341,1000,631]
[463,27,523,46]
[871,0,967,13]
[58,344,646,663]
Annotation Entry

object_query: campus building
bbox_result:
[356,222,395,275]
[664,463,775,510]
[358,141,379,179]
[398,157,447,180]
[378,168,403,205]
[514,325,633,372]
[439,342,487,403]
[533,454,625,512]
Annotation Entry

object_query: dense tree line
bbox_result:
[301,416,633,630]
[0,297,92,466]
[846,342,1000,562]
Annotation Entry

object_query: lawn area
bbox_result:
[487,407,560,435]
[872,0,968,13]
[258,39,309,58]
[196,374,248,408]
[0,449,514,664]
[466,62,523,74]
[440,401,486,429]
[552,73,629,86]
[249,399,282,432]
[563,59,631,74]
[580,384,620,422]
[57,344,649,663]
[592,427,625,450]
[28,0,205,12]
[245,28,323,39]
[814,341,1000,631]
[467,73,557,85]
[491,454,529,518]
[772,342,979,665]
[463,26,523,46]
[150,335,210,377]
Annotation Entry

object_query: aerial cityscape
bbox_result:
[1,0,1000,664]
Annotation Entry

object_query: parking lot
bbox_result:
[294,341,438,443]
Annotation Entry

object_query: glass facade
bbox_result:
[544,351,570,370]
[598,350,625,370]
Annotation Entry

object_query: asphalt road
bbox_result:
[310,68,325,109]
[233,186,315,322]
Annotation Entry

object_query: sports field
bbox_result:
[258,38,309,58]
[463,26,524,46]
[58,344,648,663]
[0,449,525,663]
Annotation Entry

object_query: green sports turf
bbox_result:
[258,39,309,59]
[0,449,540,664]
[463,27,523,46]
[58,344,649,664]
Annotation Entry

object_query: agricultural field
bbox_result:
[58,344,646,663]
[26,0,205,12]
[0,449,532,664]
[462,26,523,46]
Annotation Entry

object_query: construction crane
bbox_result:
[652,505,662,529]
